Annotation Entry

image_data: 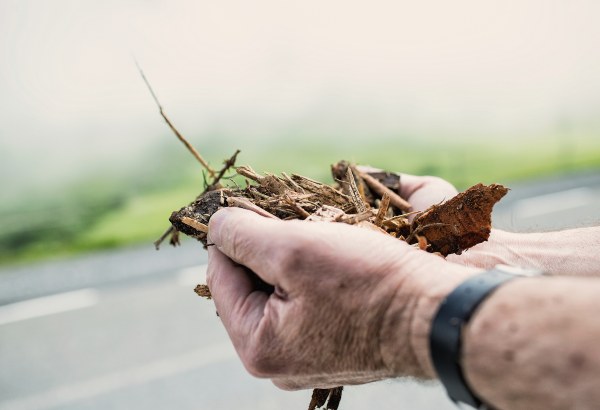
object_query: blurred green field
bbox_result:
[1,133,599,266]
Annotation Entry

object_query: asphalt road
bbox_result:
[1,170,599,410]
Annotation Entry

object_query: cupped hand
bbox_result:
[355,166,458,216]
[207,207,478,390]
[357,167,508,269]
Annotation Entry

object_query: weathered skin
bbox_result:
[206,172,600,410]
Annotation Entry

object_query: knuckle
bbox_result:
[272,233,312,274]
[422,175,445,185]
[423,176,457,195]
[241,348,274,378]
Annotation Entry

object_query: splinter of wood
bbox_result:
[374,192,391,227]
[357,170,412,212]
[181,217,209,233]
[136,60,216,178]
[154,226,175,250]
[326,386,344,410]
[345,167,367,213]
[308,389,331,410]
[226,197,280,220]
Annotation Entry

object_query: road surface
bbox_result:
[1,170,598,410]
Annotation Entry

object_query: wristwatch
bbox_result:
[429,265,543,409]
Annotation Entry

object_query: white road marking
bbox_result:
[0,289,99,326]
[176,264,208,287]
[512,187,595,219]
[0,343,237,410]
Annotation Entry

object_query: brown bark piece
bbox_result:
[169,189,231,244]
[345,167,367,213]
[307,387,343,410]
[374,193,391,227]
[194,284,212,299]
[413,183,508,256]
[308,389,331,410]
[326,386,344,410]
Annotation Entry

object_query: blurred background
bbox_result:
[0,1,599,409]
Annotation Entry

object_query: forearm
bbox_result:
[463,276,600,410]
[454,227,600,276]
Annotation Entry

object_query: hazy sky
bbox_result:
[1,0,599,194]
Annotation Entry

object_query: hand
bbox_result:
[359,168,508,270]
[207,207,479,390]
[355,166,459,216]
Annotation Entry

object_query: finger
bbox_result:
[397,173,455,199]
[356,167,457,212]
[397,174,458,214]
[272,372,385,391]
[207,246,268,343]
[208,207,290,285]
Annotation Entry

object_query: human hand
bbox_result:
[206,207,479,390]
[358,167,509,269]
[355,166,458,216]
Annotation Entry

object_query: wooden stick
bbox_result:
[135,60,216,178]
[336,211,373,225]
[154,226,174,250]
[357,170,412,212]
[281,172,305,193]
[227,197,280,220]
[207,149,241,191]
[236,165,264,183]
[181,217,209,233]
[283,194,311,218]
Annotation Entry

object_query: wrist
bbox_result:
[410,263,483,378]
[380,251,482,378]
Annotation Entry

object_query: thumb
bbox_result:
[208,207,284,285]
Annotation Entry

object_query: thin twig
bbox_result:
[283,194,311,218]
[281,172,306,193]
[346,167,367,213]
[135,60,216,178]
[227,197,280,220]
[357,170,412,212]
[236,165,265,183]
[374,192,391,227]
[154,226,174,250]
[208,149,241,191]
[336,210,374,225]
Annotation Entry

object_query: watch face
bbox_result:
[494,264,544,277]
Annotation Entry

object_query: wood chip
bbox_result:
[357,170,412,212]
[413,183,508,255]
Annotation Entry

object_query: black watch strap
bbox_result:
[429,269,519,408]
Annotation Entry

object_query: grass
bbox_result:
[1,133,599,267]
